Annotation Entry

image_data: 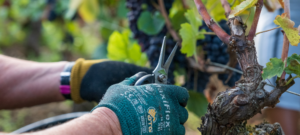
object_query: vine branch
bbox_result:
[280,0,290,80]
[255,26,281,36]
[247,0,263,41]
[194,0,230,45]
[220,0,231,17]
[180,0,189,9]
[157,0,181,41]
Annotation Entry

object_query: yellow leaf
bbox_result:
[205,0,227,21]
[229,0,258,18]
[278,0,284,9]
[274,13,300,46]
[263,0,282,12]
[78,0,99,23]
[298,25,300,35]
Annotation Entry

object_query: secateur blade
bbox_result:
[153,36,178,84]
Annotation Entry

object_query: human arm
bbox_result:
[0,54,67,109]
[0,55,152,109]
[0,107,122,135]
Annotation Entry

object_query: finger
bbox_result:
[164,85,189,107]
[118,72,148,85]
[178,106,189,124]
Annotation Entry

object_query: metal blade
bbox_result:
[153,36,167,73]
[163,42,178,73]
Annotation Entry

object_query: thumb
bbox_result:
[119,72,148,86]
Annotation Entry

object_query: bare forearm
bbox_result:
[0,55,67,109]
[18,107,121,135]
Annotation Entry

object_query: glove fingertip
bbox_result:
[175,87,189,107]
[177,125,186,135]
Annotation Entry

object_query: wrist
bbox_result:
[92,107,122,135]
[60,62,75,99]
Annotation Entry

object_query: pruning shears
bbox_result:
[134,36,178,86]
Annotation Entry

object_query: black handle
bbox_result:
[134,74,154,86]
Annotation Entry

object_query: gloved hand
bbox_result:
[70,59,152,103]
[92,73,189,135]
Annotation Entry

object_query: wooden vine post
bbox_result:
[194,0,294,134]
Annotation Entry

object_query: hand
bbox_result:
[92,73,189,135]
[70,59,152,103]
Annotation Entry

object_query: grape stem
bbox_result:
[247,0,263,41]
[154,0,181,41]
[286,75,299,85]
[220,0,231,17]
[255,26,281,36]
[280,0,291,80]
[194,0,230,45]
[209,62,243,74]
[181,0,189,9]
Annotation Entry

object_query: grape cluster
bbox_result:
[218,63,241,87]
[183,69,211,93]
[183,20,241,92]
[126,0,173,51]
[126,0,241,92]
[202,20,241,87]
[126,0,187,84]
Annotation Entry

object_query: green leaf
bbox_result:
[117,0,129,18]
[229,0,258,18]
[170,9,188,31]
[107,30,148,66]
[285,54,300,76]
[205,0,227,21]
[285,60,300,76]
[186,91,208,118]
[262,58,285,80]
[179,23,205,57]
[137,11,165,35]
[158,70,167,75]
[184,9,202,29]
[179,23,197,57]
[287,54,300,65]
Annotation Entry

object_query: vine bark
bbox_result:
[193,0,294,134]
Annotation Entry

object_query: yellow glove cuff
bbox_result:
[70,58,107,103]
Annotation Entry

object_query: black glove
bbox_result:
[70,59,152,103]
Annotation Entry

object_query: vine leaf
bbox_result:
[137,11,165,35]
[186,91,208,118]
[278,0,284,9]
[107,30,148,66]
[228,0,258,18]
[170,10,188,31]
[285,54,300,76]
[185,9,202,29]
[205,0,227,21]
[180,23,196,57]
[262,58,284,80]
[274,13,300,46]
[179,9,204,57]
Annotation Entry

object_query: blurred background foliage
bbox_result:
[0,0,135,63]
